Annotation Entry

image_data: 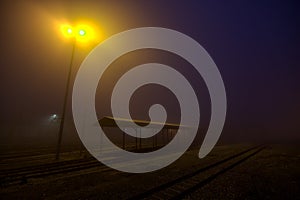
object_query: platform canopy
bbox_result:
[98,116,186,129]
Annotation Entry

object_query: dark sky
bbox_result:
[0,0,299,146]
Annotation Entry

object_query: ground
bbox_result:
[0,144,299,199]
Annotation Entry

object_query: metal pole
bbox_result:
[152,129,155,148]
[162,129,165,145]
[123,129,125,150]
[139,128,142,149]
[135,128,138,150]
[55,40,76,160]
[122,128,126,150]
[166,129,168,141]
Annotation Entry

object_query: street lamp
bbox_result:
[56,23,95,160]
[50,114,58,122]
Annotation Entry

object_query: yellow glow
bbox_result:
[59,22,101,45]
[75,24,96,43]
[60,24,74,38]
[78,29,86,36]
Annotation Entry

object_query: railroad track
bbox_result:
[0,147,81,161]
[0,156,107,187]
[0,150,54,160]
[0,145,158,187]
[0,143,169,187]
[1,145,265,192]
[128,145,265,200]
[0,143,147,161]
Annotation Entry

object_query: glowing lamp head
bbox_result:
[61,24,74,38]
[78,29,86,36]
[75,24,96,43]
[60,23,98,44]
[50,114,58,121]
[67,28,72,34]
[51,114,58,120]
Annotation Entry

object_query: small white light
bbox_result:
[67,28,72,34]
[79,29,86,36]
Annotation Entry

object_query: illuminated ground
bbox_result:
[0,145,299,199]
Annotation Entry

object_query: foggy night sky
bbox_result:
[0,0,299,147]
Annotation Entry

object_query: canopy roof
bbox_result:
[99,116,184,129]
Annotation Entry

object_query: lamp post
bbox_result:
[55,25,93,160]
